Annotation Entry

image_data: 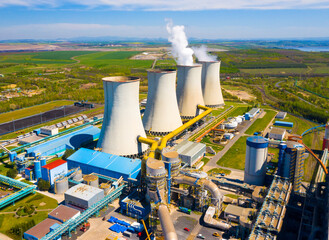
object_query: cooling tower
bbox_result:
[97,76,147,158]
[200,61,224,107]
[176,65,205,119]
[143,69,182,135]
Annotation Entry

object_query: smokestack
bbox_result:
[176,65,205,119]
[97,76,147,158]
[323,123,329,150]
[200,61,224,107]
[143,69,182,135]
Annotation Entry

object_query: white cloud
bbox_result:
[0,0,329,10]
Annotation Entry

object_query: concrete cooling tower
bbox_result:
[200,61,224,107]
[176,65,205,119]
[97,76,147,158]
[143,69,182,135]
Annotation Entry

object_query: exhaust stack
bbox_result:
[97,76,147,158]
[200,61,224,107]
[176,65,205,119]
[143,69,182,135]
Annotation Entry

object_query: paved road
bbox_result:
[204,110,264,171]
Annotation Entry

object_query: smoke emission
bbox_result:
[166,20,194,66]
[192,45,217,62]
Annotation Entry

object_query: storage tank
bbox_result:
[146,158,167,202]
[34,160,42,180]
[162,150,181,177]
[225,120,238,129]
[100,183,112,195]
[176,65,205,119]
[83,174,99,188]
[143,69,182,135]
[55,177,69,194]
[200,61,224,107]
[323,123,329,150]
[244,136,269,186]
[97,76,147,158]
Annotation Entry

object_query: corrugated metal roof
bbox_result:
[26,126,100,156]
[174,140,206,157]
[48,205,80,222]
[42,159,67,170]
[66,148,141,179]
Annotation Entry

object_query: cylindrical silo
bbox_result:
[244,136,269,186]
[40,158,47,167]
[200,61,224,107]
[323,123,329,150]
[100,183,111,195]
[97,76,147,158]
[176,65,205,119]
[83,174,99,188]
[143,69,182,135]
[55,177,69,194]
[162,150,181,177]
[146,158,167,203]
[34,160,42,180]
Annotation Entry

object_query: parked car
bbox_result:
[184,227,190,232]
[197,233,205,239]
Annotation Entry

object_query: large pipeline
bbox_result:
[173,175,230,231]
[173,175,223,206]
[158,204,178,240]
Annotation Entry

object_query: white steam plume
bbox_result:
[166,20,194,66]
[192,45,217,62]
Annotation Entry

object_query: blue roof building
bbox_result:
[66,148,141,182]
[25,126,100,157]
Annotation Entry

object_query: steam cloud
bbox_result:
[166,20,194,66]
[192,45,217,62]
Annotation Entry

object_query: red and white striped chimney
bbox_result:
[323,123,329,150]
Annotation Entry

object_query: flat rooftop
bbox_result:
[24,218,61,239]
[174,140,205,157]
[65,183,104,201]
[48,204,80,222]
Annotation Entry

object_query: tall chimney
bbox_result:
[97,76,147,158]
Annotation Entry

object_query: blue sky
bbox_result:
[0,0,329,40]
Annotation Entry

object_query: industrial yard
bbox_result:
[0,39,328,240]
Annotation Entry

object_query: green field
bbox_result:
[95,51,141,59]
[217,136,248,170]
[245,110,277,135]
[0,100,74,123]
[0,192,57,240]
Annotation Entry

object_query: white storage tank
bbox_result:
[235,117,243,124]
[244,136,269,186]
[55,177,69,194]
[83,174,99,188]
[225,120,238,129]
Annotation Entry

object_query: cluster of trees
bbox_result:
[6,168,18,179]
[37,179,50,191]
[9,219,35,238]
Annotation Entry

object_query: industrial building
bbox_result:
[142,69,182,135]
[224,204,252,224]
[244,136,269,186]
[120,191,151,220]
[277,141,306,192]
[65,183,104,209]
[66,148,141,182]
[200,61,224,107]
[244,108,260,120]
[41,159,68,185]
[25,126,100,158]
[274,121,293,128]
[173,140,206,166]
[97,76,147,157]
[40,126,59,136]
[48,205,80,223]
[23,218,62,240]
[276,111,287,119]
[176,65,205,119]
[269,127,286,141]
